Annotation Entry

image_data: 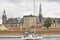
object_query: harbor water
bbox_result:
[0,37,60,40]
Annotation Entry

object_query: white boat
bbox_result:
[21,32,43,40]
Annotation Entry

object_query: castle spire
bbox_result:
[3,9,6,16]
[39,3,42,13]
[2,9,7,24]
[39,3,42,18]
[38,3,43,23]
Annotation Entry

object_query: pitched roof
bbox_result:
[6,18,23,24]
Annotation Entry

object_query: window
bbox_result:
[53,20,55,23]
[40,19,41,22]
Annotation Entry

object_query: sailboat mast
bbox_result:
[33,0,36,38]
[33,0,35,16]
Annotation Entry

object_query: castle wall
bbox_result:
[23,15,36,28]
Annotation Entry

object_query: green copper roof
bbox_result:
[17,17,21,22]
[39,3,42,14]
[38,3,42,18]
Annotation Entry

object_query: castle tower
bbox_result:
[2,9,7,25]
[38,3,43,22]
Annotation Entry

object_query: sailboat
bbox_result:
[20,0,44,40]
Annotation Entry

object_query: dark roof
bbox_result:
[23,15,36,17]
[8,18,17,20]
[6,18,23,24]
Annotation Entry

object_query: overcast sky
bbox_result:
[0,0,60,24]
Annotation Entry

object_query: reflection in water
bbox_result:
[0,37,60,40]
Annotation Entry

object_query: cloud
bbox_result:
[42,2,60,18]
[1,0,35,18]
[2,0,33,3]
[2,0,21,3]
[0,0,60,24]
[1,0,60,18]
[48,0,60,3]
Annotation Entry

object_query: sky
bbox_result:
[0,0,60,24]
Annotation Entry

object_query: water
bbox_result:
[0,37,22,40]
[0,37,60,40]
[43,37,60,40]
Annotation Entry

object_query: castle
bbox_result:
[2,9,36,28]
[2,3,60,28]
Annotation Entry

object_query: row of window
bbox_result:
[6,24,23,27]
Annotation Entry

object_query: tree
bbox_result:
[43,18,52,29]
